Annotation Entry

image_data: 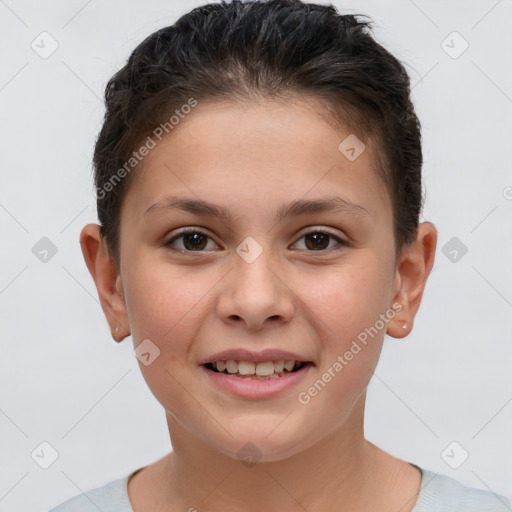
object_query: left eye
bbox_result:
[292,231,346,251]
[164,229,346,252]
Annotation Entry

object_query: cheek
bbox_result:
[121,264,209,413]
[298,256,392,343]
[124,276,177,344]
[293,255,392,397]
[123,261,220,359]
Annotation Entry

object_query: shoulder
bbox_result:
[413,466,512,512]
[47,473,134,512]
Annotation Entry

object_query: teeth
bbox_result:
[284,360,295,372]
[274,360,285,372]
[255,361,274,376]
[226,360,238,374]
[238,361,256,375]
[212,359,302,377]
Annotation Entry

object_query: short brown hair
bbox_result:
[93,0,423,269]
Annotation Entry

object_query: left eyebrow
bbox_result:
[276,196,369,219]
[144,195,369,221]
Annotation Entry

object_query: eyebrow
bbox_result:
[144,195,369,221]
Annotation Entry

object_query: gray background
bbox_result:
[1,1,511,511]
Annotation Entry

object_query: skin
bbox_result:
[80,97,437,512]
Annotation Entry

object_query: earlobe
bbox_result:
[386,222,437,339]
[79,223,130,342]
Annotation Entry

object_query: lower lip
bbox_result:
[200,364,313,399]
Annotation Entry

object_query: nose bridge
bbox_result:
[236,245,277,295]
[234,236,280,304]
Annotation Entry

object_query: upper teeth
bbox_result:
[213,360,300,375]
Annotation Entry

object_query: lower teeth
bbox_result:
[205,363,305,379]
[235,373,281,380]
[224,370,293,380]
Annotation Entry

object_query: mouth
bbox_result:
[202,360,313,380]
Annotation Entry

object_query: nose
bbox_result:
[216,246,294,331]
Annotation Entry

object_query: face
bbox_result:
[112,98,402,461]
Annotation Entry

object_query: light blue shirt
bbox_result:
[48,464,512,511]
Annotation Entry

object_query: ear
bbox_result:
[386,222,437,339]
[79,223,130,342]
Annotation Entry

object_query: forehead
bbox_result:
[122,98,391,223]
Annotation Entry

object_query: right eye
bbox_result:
[164,228,220,252]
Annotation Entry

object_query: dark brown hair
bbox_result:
[93,0,423,269]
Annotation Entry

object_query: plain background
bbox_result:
[1,1,511,511]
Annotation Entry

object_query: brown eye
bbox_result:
[293,230,347,251]
[165,229,218,252]
[304,232,330,250]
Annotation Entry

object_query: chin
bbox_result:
[209,421,320,465]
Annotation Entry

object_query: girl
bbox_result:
[49,0,512,510]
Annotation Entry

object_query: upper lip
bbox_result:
[199,348,312,365]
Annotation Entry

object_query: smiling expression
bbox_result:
[113,97,402,461]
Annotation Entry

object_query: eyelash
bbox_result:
[164,227,349,253]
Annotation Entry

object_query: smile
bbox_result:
[201,360,313,399]
[204,359,307,380]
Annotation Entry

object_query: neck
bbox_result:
[155,396,391,512]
